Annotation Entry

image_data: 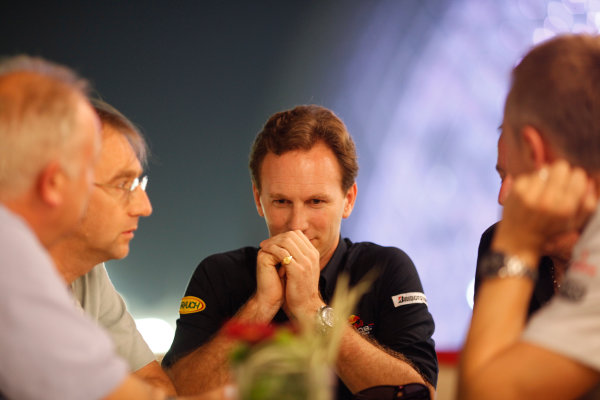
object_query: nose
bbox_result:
[287,204,308,232]
[128,187,153,217]
[497,175,513,206]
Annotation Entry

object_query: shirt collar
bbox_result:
[319,237,349,302]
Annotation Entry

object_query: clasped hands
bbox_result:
[494,160,598,267]
[254,230,325,321]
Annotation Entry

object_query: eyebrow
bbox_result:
[108,169,142,183]
[269,192,332,200]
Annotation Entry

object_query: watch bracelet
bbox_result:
[482,251,538,282]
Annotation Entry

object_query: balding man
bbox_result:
[0,55,224,400]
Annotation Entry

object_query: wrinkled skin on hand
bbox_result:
[257,230,322,320]
[494,161,598,266]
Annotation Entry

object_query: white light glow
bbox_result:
[466,278,475,310]
[135,318,175,355]
[594,12,600,29]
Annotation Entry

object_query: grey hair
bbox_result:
[0,55,92,199]
[90,98,149,167]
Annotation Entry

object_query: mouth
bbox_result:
[122,227,137,238]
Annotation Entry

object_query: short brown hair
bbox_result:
[504,34,600,171]
[249,105,358,191]
[90,98,149,167]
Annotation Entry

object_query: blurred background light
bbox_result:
[466,279,475,310]
[3,0,600,353]
[135,318,175,355]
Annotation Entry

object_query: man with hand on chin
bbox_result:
[163,105,437,399]
[473,133,574,316]
[460,34,600,399]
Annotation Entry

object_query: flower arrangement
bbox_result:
[225,274,372,400]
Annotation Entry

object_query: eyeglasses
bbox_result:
[352,383,431,400]
[94,175,148,201]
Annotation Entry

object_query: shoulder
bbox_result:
[342,239,421,288]
[345,239,415,267]
[201,246,259,263]
[478,223,497,255]
[197,247,258,269]
[0,207,50,269]
[342,240,429,311]
[191,246,259,280]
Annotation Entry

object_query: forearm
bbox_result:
[104,375,226,400]
[464,161,584,379]
[459,278,534,393]
[336,326,432,396]
[104,375,175,400]
[133,361,177,396]
[167,333,234,395]
[459,230,539,397]
[168,296,278,395]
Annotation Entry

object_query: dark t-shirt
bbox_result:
[163,238,438,399]
[475,223,555,316]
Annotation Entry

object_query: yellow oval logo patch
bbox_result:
[179,296,206,314]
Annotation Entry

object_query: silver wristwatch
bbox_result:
[317,305,335,333]
[480,251,538,282]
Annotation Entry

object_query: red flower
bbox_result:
[223,320,277,344]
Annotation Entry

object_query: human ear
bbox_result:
[37,162,67,207]
[521,125,551,168]
[342,182,357,219]
[252,183,265,217]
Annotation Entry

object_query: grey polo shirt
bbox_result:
[72,263,156,371]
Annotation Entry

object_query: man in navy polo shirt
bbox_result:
[163,105,437,399]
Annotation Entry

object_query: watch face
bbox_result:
[321,306,334,327]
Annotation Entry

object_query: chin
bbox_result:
[111,248,130,260]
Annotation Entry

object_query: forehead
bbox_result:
[94,124,142,180]
[260,143,344,194]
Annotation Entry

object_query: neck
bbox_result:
[3,195,57,248]
[319,237,340,270]
[50,238,98,284]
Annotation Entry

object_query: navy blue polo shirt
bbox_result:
[163,237,438,399]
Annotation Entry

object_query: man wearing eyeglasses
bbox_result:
[49,99,175,395]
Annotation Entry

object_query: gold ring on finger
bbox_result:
[282,255,293,265]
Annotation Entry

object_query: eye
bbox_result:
[310,199,324,206]
[115,179,133,190]
[273,199,288,206]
